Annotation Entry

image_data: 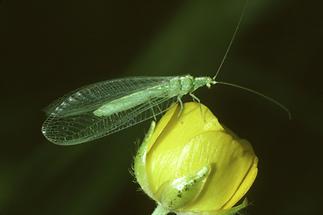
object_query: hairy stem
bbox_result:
[152,205,169,215]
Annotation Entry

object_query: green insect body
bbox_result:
[41,75,218,145]
[42,72,289,145]
[93,75,214,117]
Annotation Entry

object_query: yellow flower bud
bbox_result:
[134,102,258,215]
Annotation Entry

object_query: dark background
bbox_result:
[0,0,322,214]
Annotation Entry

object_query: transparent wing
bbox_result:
[42,94,177,145]
[45,77,174,117]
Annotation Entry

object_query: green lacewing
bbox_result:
[41,3,290,146]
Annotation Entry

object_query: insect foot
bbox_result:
[133,102,258,215]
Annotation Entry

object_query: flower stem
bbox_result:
[152,204,169,215]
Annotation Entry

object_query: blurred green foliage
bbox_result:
[0,0,322,214]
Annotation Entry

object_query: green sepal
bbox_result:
[156,165,211,211]
[134,121,156,198]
